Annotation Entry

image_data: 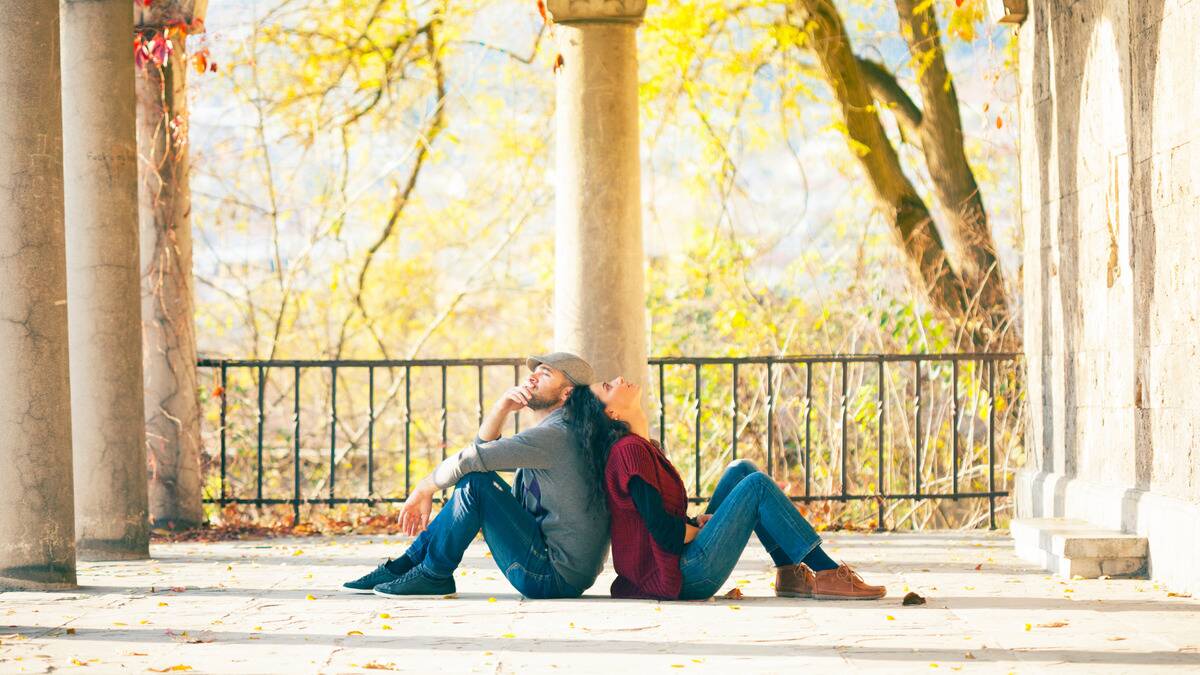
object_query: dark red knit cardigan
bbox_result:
[604,433,689,599]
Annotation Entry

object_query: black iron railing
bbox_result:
[197,353,1022,530]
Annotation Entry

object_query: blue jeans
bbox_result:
[402,472,582,599]
[678,459,822,600]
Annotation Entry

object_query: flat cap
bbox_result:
[526,352,595,386]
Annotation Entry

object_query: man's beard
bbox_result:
[526,386,567,410]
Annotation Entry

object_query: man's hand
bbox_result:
[696,513,713,529]
[494,383,534,415]
[684,522,700,544]
[398,480,436,536]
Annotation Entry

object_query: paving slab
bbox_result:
[2,531,1199,673]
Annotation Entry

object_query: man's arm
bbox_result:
[398,384,544,536]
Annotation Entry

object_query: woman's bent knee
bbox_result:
[726,458,759,474]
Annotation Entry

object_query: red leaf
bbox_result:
[536,0,547,22]
[995,116,1003,129]
[955,0,964,5]
[553,53,564,73]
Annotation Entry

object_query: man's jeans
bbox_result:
[402,472,582,599]
[678,459,822,600]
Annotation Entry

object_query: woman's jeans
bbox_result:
[678,459,822,600]
[401,472,582,599]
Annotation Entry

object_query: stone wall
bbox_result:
[1017,0,1200,593]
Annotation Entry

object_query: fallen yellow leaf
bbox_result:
[147,666,192,673]
[379,613,390,619]
[158,602,168,607]
[1024,623,1032,631]
[306,594,316,601]
[347,630,364,636]
[886,615,895,621]
[487,597,496,603]
[292,549,303,556]
[501,633,515,638]
[381,625,393,630]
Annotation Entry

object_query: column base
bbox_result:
[76,538,150,562]
[0,565,78,591]
[1015,467,1200,595]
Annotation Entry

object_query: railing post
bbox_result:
[367,366,375,498]
[952,358,960,496]
[658,362,666,450]
[840,360,848,498]
[694,364,702,498]
[404,366,412,497]
[219,362,228,504]
[988,359,997,530]
[876,357,885,531]
[292,365,301,526]
[731,363,739,461]
[329,365,338,505]
[256,365,266,506]
[804,361,812,498]
[766,360,774,477]
[914,359,922,497]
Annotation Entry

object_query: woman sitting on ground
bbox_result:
[586,375,887,601]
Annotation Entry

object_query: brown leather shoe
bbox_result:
[775,562,816,597]
[811,564,887,600]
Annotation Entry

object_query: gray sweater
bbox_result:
[431,408,610,591]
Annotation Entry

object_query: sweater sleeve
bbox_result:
[628,476,686,555]
[431,424,563,489]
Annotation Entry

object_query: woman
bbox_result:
[589,375,887,601]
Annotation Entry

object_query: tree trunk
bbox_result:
[891,0,1014,348]
[137,30,203,529]
[794,0,971,334]
[794,0,1018,350]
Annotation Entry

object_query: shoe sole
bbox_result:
[340,585,378,594]
[812,592,887,601]
[774,591,814,598]
[371,587,456,599]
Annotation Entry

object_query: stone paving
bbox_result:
[2,531,1199,673]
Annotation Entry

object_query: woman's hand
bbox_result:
[684,522,700,544]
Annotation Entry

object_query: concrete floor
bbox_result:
[2,531,1198,673]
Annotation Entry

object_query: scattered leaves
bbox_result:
[902,591,926,606]
[1037,621,1068,628]
[722,587,744,600]
[1168,592,1192,598]
[66,628,77,635]
[148,667,192,673]
[347,630,364,636]
[363,663,398,671]
[306,594,316,601]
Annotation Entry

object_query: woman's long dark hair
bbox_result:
[562,386,630,500]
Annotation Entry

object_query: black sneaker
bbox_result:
[372,567,456,598]
[341,561,401,594]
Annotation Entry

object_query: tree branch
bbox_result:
[856,56,923,144]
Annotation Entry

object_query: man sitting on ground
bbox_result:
[341,352,610,598]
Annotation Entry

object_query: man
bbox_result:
[341,352,609,599]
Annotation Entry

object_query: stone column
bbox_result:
[61,0,150,560]
[548,1,650,396]
[136,2,206,529]
[0,3,78,590]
